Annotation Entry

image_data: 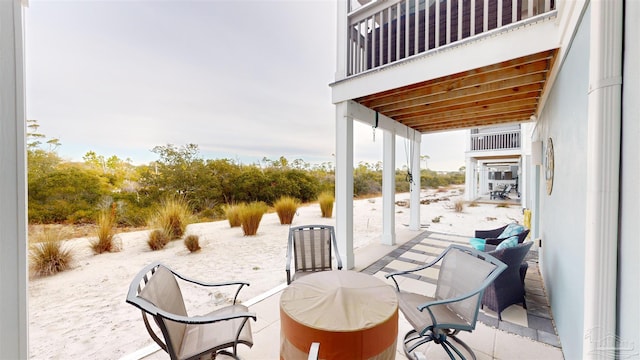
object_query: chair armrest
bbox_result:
[474,225,507,239]
[156,307,257,325]
[385,252,446,291]
[169,268,250,304]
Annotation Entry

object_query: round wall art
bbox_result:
[545,137,554,195]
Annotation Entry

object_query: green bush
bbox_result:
[238,202,268,236]
[318,191,334,218]
[274,196,300,225]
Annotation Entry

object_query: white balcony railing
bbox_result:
[471,130,520,151]
[346,0,556,76]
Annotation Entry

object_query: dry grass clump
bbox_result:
[454,199,464,213]
[29,229,73,277]
[468,201,479,207]
[274,196,300,225]
[432,215,442,223]
[224,204,243,228]
[90,204,121,254]
[149,197,192,240]
[239,201,269,236]
[147,228,170,250]
[184,234,201,252]
[318,191,335,218]
[496,202,510,208]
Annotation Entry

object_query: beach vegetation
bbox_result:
[90,202,121,254]
[432,215,442,223]
[496,202,510,208]
[238,201,268,236]
[149,196,193,240]
[29,229,73,277]
[274,196,300,225]
[224,203,243,227]
[184,234,201,252]
[468,201,479,207]
[147,229,170,250]
[318,191,335,218]
[454,200,464,212]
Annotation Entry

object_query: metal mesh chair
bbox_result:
[126,262,256,360]
[285,225,343,285]
[386,245,507,360]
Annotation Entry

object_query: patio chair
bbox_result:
[126,262,256,360]
[490,184,512,200]
[471,223,530,251]
[285,224,342,284]
[482,241,533,320]
[386,244,507,360]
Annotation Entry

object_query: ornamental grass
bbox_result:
[147,228,170,250]
[239,201,268,236]
[274,196,300,225]
[29,229,73,277]
[318,191,334,218]
[149,196,193,240]
[224,203,243,228]
[91,203,121,254]
[184,234,201,252]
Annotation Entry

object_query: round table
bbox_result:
[280,270,398,360]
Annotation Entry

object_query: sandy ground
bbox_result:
[28,187,523,359]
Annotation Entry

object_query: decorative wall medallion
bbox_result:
[545,137,554,195]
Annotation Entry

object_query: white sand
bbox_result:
[28,187,523,359]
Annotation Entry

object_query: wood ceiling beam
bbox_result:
[405,109,535,129]
[417,115,533,133]
[399,99,539,125]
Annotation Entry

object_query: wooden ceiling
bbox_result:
[354,49,558,133]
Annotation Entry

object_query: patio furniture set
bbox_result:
[126,223,531,360]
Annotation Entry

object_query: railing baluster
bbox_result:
[388,7,392,64]
[396,3,401,60]
[446,0,451,44]
[435,0,440,47]
[498,0,503,27]
[415,0,420,56]
[512,0,517,23]
[483,0,488,33]
[458,0,462,40]
[370,15,375,69]
[471,0,475,36]
[425,0,430,49]
[528,0,534,17]
[544,0,551,12]
[405,0,410,57]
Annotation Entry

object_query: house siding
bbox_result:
[533,4,590,359]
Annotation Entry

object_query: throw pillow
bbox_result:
[469,237,486,251]
[498,223,525,239]
[496,235,519,250]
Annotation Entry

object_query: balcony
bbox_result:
[347,0,556,77]
[470,129,521,151]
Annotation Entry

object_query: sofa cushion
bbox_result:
[496,235,519,250]
[498,223,525,239]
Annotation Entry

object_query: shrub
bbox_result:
[496,202,510,208]
[454,200,464,213]
[149,197,192,240]
[468,201,479,207]
[238,201,268,236]
[432,216,442,223]
[274,196,300,225]
[147,228,170,250]
[318,191,334,218]
[224,203,243,228]
[90,203,120,254]
[184,234,201,252]
[29,229,73,277]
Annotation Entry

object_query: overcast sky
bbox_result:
[25,0,466,171]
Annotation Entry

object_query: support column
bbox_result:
[409,132,421,230]
[583,0,623,358]
[464,158,476,201]
[382,130,396,245]
[335,102,354,269]
[0,1,28,357]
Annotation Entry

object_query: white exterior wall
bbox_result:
[533,5,590,358]
[0,0,28,357]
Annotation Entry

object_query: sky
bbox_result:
[25,0,467,171]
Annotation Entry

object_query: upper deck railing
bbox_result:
[346,0,556,76]
[470,129,520,151]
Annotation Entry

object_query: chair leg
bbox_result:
[403,329,476,360]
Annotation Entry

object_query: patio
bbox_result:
[131,230,563,360]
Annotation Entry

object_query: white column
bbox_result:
[382,130,396,245]
[479,163,489,195]
[335,0,348,81]
[409,132,421,230]
[0,1,28,357]
[583,0,623,358]
[464,157,475,201]
[335,102,354,269]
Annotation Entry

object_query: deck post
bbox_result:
[335,101,354,269]
[0,0,28,357]
[382,130,396,245]
[409,131,421,230]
